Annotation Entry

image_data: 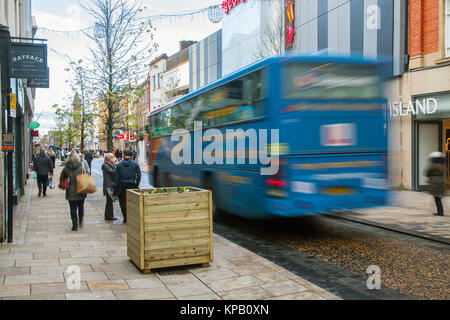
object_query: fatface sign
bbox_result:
[389,98,438,117]
[10,43,48,79]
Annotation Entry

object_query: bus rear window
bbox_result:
[282,63,381,100]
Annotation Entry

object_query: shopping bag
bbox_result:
[107,188,118,202]
[48,177,55,189]
[76,167,97,194]
[59,178,69,190]
[33,171,37,179]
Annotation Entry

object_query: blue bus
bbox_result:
[147,55,388,219]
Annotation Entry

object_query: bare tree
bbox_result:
[253,0,288,60]
[81,0,158,151]
[161,75,182,105]
[65,60,94,150]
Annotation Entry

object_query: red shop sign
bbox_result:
[222,0,246,15]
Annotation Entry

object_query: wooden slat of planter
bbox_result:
[144,255,210,270]
[144,193,209,206]
[144,245,211,261]
[127,190,141,205]
[144,219,210,232]
[144,210,209,223]
[145,229,210,242]
[145,216,209,225]
[144,194,208,207]
[144,237,210,251]
[208,191,213,262]
[145,202,209,214]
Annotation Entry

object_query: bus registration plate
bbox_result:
[322,187,356,195]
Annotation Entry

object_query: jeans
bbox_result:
[37,175,49,195]
[117,183,138,221]
[434,197,444,215]
[69,200,85,224]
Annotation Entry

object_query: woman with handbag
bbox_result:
[59,152,90,231]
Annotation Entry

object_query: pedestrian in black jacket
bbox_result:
[84,149,94,173]
[425,152,446,216]
[113,149,141,223]
[102,153,117,221]
[33,147,54,197]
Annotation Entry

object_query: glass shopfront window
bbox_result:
[414,92,450,190]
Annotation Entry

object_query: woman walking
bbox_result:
[59,152,90,231]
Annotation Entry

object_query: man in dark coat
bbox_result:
[33,147,54,197]
[113,149,141,223]
[102,153,117,221]
[84,149,94,173]
[425,152,446,216]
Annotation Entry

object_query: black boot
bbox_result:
[79,215,84,228]
[71,219,78,231]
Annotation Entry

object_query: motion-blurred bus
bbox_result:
[147,55,388,219]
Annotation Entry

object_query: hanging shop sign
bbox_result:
[389,98,438,117]
[9,43,48,79]
[27,68,50,88]
[285,0,296,50]
[30,122,40,129]
[10,93,16,118]
[2,134,15,151]
[222,0,246,15]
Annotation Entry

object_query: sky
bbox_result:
[31,0,222,134]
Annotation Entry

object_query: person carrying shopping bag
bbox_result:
[59,152,91,231]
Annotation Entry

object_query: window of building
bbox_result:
[446,0,450,57]
[153,75,156,91]
[158,73,162,89]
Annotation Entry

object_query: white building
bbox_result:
[149,54,167,112]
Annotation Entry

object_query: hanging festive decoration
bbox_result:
[285,0,296,50]
[37,4,222,39]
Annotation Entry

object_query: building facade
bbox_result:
[0,0,36,242]
[149,54,167,112]
[387,0,450,190]
[189,30,222,92]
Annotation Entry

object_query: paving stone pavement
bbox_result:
[344,191,450,243]
[0,161,340,300]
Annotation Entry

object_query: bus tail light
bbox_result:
[265,160,288,198]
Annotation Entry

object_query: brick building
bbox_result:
[387,0,450,190]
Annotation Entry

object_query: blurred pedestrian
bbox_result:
[33,147,54,198]
[48,148,56,169]
[84,149,94,173]
[102,153,117,221]
[113,149,141,223]
[425,152,446,216]
[60,152,90,231]
[132,149,136,161]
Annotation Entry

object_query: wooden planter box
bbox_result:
[126,187,213,273]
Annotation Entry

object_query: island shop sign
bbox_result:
[222,0,246,14]
[9,43,48,79]
[389,98,438,117]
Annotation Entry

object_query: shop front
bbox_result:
[386,63,450,191]
[412,92,450,191]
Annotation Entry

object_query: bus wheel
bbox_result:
[153,167,160,188]
[205,174,222,221]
